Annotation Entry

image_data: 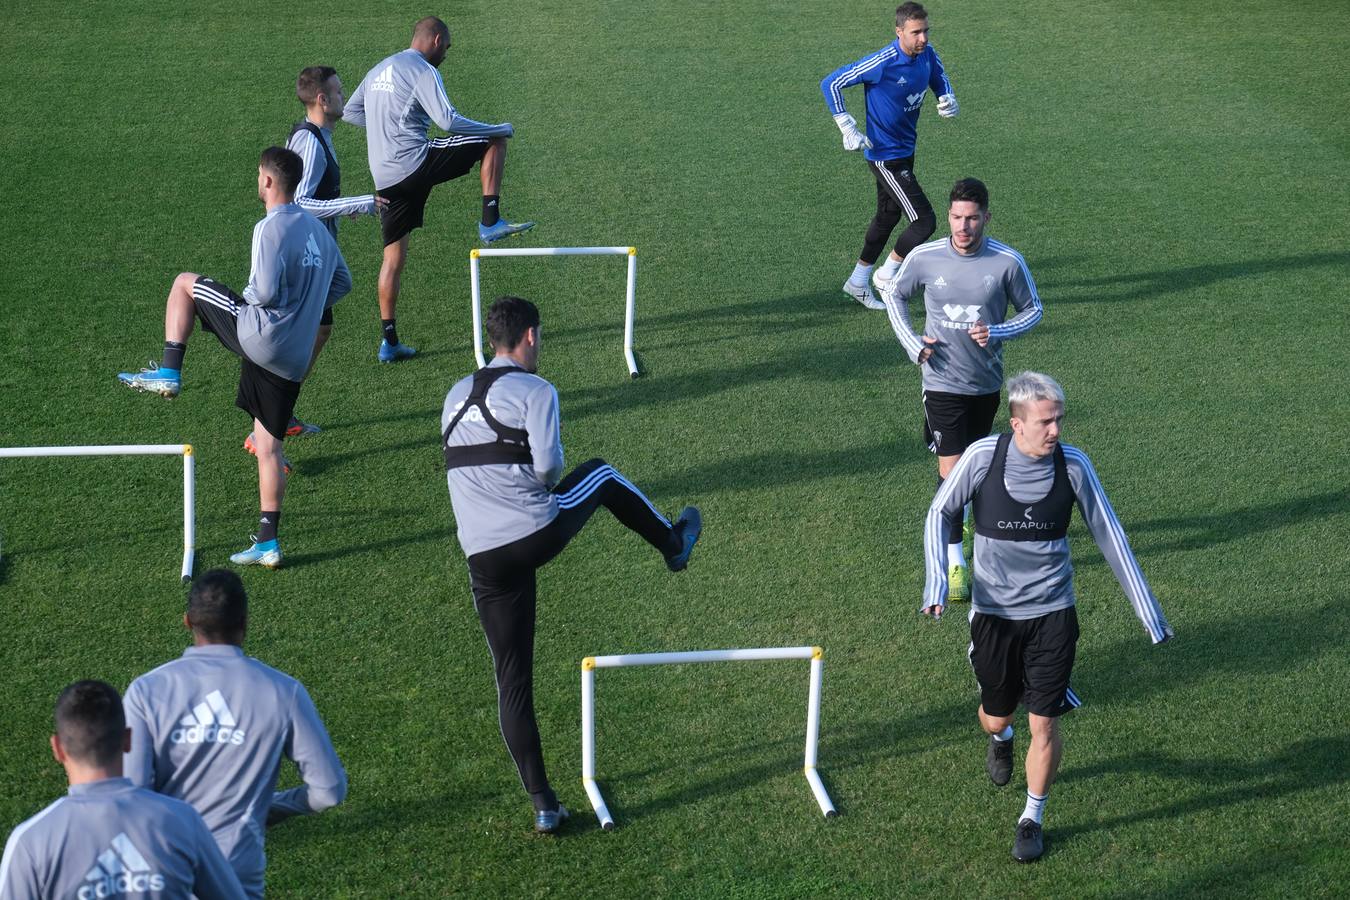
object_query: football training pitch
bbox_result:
[1,0,1347,896]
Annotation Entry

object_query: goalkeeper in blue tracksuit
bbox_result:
[821,1,958,310]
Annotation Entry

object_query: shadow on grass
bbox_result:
[1128,487,1348,554]
[542,287,857,342]
[1057,734,1349,843]
[563,334,900,423]
[634,438,930,497]
[1051,251,1350,304]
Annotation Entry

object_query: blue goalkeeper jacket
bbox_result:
[821,40,952,162]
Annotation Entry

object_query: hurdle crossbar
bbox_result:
[0,444,195,582]
[470,246,639,378]
[580,645,836,830]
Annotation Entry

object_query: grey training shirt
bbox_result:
[343,48,513,190]
[286,125,378,237]
[882,236,1042,395]
[123,645,347,900]
[922,436,1173,643]
[237,203,351,381]
[442,357,564,557]
[0,777,245,900]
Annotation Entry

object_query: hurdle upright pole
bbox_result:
[804,648,836,817]
[580,657,615,830]
[470,250,487,368]
[624,247,638,378]
[181,445,195,583]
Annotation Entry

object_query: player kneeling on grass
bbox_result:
[921,371,1172,863]
[442,295,702,834]
[118,146,352,568]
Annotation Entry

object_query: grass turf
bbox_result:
[1,0,1348,896]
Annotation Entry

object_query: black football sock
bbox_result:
[258,511,280,544]
[482,195,500,227]
[162,341,186,371]
[382,319,399,347]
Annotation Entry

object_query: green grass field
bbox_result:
[2,0,1348,896]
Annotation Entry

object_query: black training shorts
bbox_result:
[969,607,1081,718]
[191,277,303,441]
[922,389,1000,456]
[379,136,493,246]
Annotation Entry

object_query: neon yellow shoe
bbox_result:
[948,562,971,602]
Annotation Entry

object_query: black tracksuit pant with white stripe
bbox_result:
[861,156,937,264]
[467,458,677,810]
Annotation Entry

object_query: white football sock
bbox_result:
[876,256,902,281]
[849,262,873,285]
[1021,791,1047,824]
[948,543,966,568]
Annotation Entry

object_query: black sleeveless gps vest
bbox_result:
[442,366,535,470]
[972,433,1074,541]
[290,121,340,201]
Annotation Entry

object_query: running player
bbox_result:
[921,371,1173,862]
[880,177,1042,600]
[821,2,958,309]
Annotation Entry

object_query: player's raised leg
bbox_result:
[117,272,203,397]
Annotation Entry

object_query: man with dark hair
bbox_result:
[879,177,1042,600]
[1,681,244,899]
[122,569,347,898]
[118,148,352,567]
[821,2,958,309]
[344,15,535,363]
[922,372,1172,862]
[236,66,387,454]
[442,295,701,834]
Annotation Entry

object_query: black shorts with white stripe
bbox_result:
[191,276,246,358]
[191,277,302,440]
[862,156,937,263]
[969,607,1082,719]
[378,137,493,246]
[922,389,1000,456]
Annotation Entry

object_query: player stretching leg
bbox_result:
[442,296,701,833]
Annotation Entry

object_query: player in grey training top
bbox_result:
[118,147,352,568]
[920,372,1172,863]
[879,177,1042,602]
[344,15,535,363]
[1,680,244,900]
[122,570,347,899]
[442,296,701,834]
[248,66,388,447]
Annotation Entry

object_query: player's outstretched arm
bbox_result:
[268,684,347,825]
[1066,447,1174,644]
[415,66,512,137]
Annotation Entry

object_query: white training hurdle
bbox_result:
[469,246,639,378]
[580,646,836,830]
[0,444,195,582]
